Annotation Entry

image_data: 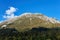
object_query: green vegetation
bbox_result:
[0,27,60,40]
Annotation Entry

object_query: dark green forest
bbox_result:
[0,27,60,40]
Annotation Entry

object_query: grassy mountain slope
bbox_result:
[0,13,60,31]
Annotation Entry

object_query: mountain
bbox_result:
[0,13,60,31]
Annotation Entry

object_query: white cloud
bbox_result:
[6,7,17,15]
[3,14,17,19]
[3,7,17,19]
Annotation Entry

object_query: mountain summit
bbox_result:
[0,13,60,31]
[19,13,60,23]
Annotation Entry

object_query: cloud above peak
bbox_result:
[3,7,18,19]
[6,7,17,15]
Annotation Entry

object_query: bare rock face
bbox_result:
[0,13,60,31]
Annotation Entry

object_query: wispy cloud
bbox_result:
[3,7,18,19]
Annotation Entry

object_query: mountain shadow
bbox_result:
[0,27,60,40]
[0,28,19,37]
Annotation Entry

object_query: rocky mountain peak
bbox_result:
[18,13,60,24]
[0,13,60,31]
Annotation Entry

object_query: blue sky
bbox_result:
[0,0,60,22]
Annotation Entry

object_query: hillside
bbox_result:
[0,13,60,31]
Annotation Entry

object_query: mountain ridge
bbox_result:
[0,13,60,31]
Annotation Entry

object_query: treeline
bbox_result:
[0,27,60,40]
